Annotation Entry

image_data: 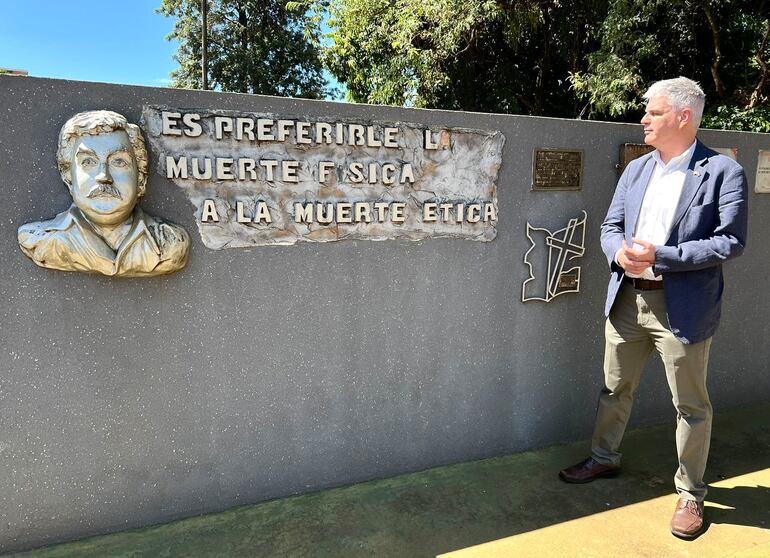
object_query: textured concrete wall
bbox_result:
[1,76,768,552]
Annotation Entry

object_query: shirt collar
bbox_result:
[66,204,160,260]
[651,140,697,172]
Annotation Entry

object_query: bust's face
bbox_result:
[69,130,139,226]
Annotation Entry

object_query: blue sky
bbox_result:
[0,0,179,87]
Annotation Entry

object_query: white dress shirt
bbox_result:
[627,140,697,280]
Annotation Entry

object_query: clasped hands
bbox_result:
[616,238,656,275]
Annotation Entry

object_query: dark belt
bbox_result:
[624,276,664,290]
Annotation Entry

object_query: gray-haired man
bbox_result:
[559,77,748,539]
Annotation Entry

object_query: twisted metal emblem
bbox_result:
[522,211,587,302]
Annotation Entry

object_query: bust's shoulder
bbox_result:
[138,209,191,263]
[140,211,190,246]
[17,207,83,271]
[17,207,77,249]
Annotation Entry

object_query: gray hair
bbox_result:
[57,110,148,197]
[643,77,706,129]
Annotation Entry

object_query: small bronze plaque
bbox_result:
[532,149,583,191]
[557,272,579,290]
[618,143,654,174]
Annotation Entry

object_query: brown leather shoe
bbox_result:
[558,457,620,483]
[670,497,705,539]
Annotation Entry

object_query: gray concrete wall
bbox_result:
[1,76,768,553]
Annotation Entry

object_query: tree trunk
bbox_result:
[536,5,552,115]
[748,19,770,110]
[701,1,727,99]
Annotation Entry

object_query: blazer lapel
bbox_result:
[626,157,656,242]
[666,140,710,239]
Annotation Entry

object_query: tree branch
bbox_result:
[748,18,770,109]
[701,0,727,99]
[516,94,538,113]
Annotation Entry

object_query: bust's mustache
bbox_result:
[87,183,122,200]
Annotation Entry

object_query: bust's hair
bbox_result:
[643,77,706,129]
[57,110,148,197]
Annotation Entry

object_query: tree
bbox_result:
[322,0,607,116]
[161,0,770,131]
[319,0,769,130]
[158,0,328,98]
[569,0,770,131]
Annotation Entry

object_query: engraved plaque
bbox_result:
[558,272,579,290]
[532,149,583,191]
[756,150,770,193]
[618,143,654,174]
[143,106,504,247]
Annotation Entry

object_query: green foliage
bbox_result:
[568,57,644,119]
[319,0,769,130]
[568,0,680,119]
[702,104,770,132]
[158,0,328,98]
[570,0,770,126]
[160,0,770,132]
[322,0,607,115]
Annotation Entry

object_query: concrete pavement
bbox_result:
[10,402,770,557]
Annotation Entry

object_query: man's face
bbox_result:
[69,130,139,226]
[640,95,691,150]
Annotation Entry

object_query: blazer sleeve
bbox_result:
[654,166,748,273]
[600,167,629,271]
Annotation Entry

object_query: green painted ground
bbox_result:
[9,402,770,558]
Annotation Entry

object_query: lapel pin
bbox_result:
[693,170,701,176]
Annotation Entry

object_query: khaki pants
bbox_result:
[591,282,713,502]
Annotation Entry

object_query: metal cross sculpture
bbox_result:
[522,210,587,302]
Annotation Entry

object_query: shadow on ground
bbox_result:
[9,402,770,558]
[705,485,770,530]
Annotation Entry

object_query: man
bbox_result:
[559,77,748,539]
[18,110,189,277]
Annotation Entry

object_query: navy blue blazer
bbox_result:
[600,139,748,344]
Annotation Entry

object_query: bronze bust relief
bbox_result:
[18,110,189,277]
